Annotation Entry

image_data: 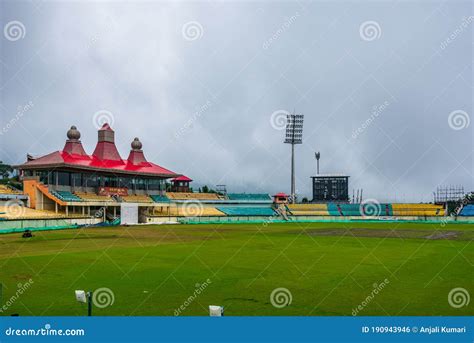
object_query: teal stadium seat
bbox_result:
[327,203,342,216]
[51,190,82,202]
[227,193,271,201]
[150,195,170,203]
[460,205,474,216]
[217,207,276,216]
[327,203,393,216]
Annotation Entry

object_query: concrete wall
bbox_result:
[0,217,103,233]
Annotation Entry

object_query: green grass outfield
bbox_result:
[0,221,472,316]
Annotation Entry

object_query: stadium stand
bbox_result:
[121,195,153,203]
[217,207,276,216]
[338,204,362,216]
[0,185,22,195]
[459,204,474,216]
[149,206,224,217]
[391,203,444,216]
[327,203,343,216]
[287,204,329,216]
[51,190,82,202]
[166,192,221,200]
[287,203,442,217]
[0,206,72,219]
[227,193,271,201]
[75,192,115,202]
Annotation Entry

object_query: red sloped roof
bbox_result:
[172,175,192,182]
[273,192,288,197]
[17,150,179,177]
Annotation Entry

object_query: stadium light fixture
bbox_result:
[209,305,224,317]
[315,152,320,175]
[75,290,93,316]
[284,113,304,204]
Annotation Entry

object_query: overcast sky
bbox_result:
[0,0,472,202]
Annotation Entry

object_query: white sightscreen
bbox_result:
[121,203,138,225]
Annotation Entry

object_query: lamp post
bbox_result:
[315,152,320,175]
[284,113,304,204]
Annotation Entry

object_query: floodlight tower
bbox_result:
[284,113,304,204]
[315,152,320,174]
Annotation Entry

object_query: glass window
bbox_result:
[57,172,70,186]
[118,177,131,188]
[84,174,98,188]
[148,179,162,190]
[135,178,146,190]
[71,173,82,187]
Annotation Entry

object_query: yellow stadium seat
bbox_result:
[149,205,224,217]
[0,206,87,219]
[0,185,23,195]
[391,204,445,216]
[287,204,329,216]
[75,192,115,202]
[165,192,221,200]
[121,195,153,203]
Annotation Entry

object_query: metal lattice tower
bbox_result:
[284,113,304,204]
[433,185,465,203]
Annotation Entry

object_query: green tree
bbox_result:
[0,161,13,179]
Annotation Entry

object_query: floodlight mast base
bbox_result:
[291,143,295,204]
[87,291,92,317]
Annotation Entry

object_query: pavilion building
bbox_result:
[14,124,183,218]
